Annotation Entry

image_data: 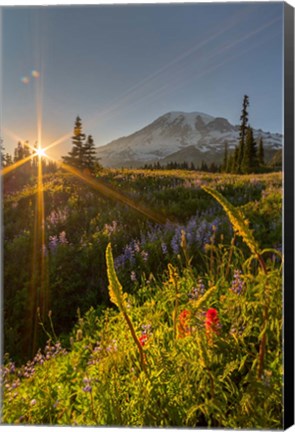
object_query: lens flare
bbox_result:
[21,76,30,85]
[32,70,40,78]
[35,147,46,157]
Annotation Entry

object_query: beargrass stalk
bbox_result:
[202,186,268,380]
[105,243,147,373]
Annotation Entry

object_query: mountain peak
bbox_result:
[96,111,282,168]
[160,111,215,126]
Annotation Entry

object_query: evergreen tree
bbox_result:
[258,137,264,166]
[237,95,249,171]
[200,161,208,172]
[1,141,5,166]
[209,162,218,173]
[233,146,239,173]
[14,142,24,162]
[84,135,100,172]
[242,127,257,173]
[13,141,31,165]
[62,116,86,169]
[4,153,13,166]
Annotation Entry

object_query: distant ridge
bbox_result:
[96,111,283,168]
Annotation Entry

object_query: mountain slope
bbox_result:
[96,111,282,167]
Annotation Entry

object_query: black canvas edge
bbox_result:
[284,1,295,430]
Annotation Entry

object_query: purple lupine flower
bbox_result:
[82,385,92,393]
[48,209,68,225]
[49,235,58,252]
[161,242,168,255]
[185,219,197,246]
[114,254,126,270]
[124,244,135,264]
[198,279,205,295]
[189,279,205,300]
[171,227,183,254]
[231,270,244,294]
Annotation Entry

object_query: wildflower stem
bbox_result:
[37,308,52,341]
[122,311,148,375]
[206,368,215,399]
[48,312,58,342]
[89,387,97,423]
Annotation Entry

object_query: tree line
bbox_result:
[1,96,277,177]
[1,140,58,173]
[222,95,265,174]
[142,160,220,172]
[143,95,268,174]
[1,116,101,174]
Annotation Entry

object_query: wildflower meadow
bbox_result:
[1,168,283,428]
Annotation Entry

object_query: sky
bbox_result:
[1,2,284,159]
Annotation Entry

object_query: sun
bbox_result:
[35,147,46,157]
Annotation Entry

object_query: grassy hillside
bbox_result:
[1,169,283,427]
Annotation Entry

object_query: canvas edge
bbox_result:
[283,1,295,429]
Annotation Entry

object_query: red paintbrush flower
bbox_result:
[139,334,148,346]
[205,308,220,339]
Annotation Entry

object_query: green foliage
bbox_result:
[202,185,260,256]
[223,96,273,174]
[106,243,128,312]
[2,168,283,428]
[242,127,258,174]
[62,117,100,172]
[3,169,282,361]
[1,237,283,427]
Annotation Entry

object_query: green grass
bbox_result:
[1,177,283,428]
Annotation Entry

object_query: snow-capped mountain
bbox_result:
[96,111,282,168]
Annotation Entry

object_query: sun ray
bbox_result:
[25,42,50,356]
[2,127,38,155]
[26,146,49,357]
[1,154,35,176]
[45,155,167,226]
[43,131,73,153]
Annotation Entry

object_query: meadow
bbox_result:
[1,168,283,427]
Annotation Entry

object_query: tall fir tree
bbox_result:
[62,116,86,169]
[84,134,100,172]
[242,126,257,173]
[233,146,239,173]
[237,95,249,172]
[14,142,24,162]
[4,153,13,166]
